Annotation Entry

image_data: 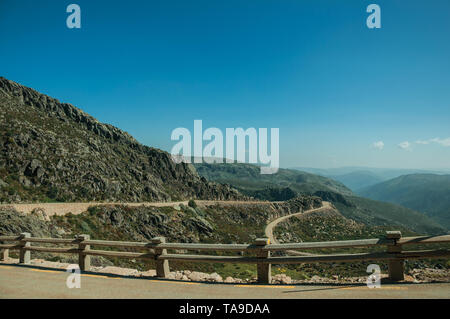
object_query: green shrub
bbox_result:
[47,186,58,199]
[188,199,197,209]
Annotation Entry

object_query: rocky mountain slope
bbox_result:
[0,77,243,203]
[0,196,322,279]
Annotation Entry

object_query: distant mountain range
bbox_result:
[292,166,450,192]
[359,174,450,229]
[328,171,383,191]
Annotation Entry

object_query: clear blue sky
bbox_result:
[1,0,449,169]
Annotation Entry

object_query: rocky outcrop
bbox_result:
[269,195,322,220]
[0,206,60,237]
[313,190,355,207]
[0,77,245,203]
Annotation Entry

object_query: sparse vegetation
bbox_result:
[273,208,450,278]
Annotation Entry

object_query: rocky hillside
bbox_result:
[0,196,322,279]
[0,196,321,245]
[2,198,447,281]
[273,207,449,278]
[0,77,243,203]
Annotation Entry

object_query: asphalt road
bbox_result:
[264,202,332,256]
[264,201,332,244]
[1,264,449,299]
[1,200,277,216]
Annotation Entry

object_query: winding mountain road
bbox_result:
[264,201,332,256]
[0,200,277,216]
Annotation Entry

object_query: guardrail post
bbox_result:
[0,242,8,261]
[152,237,169,278]
[77,234,90,271]
[386,231,404,281]
[254,238,271,284]
[19,232,31,264]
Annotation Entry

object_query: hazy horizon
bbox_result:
[289,166,450,174]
